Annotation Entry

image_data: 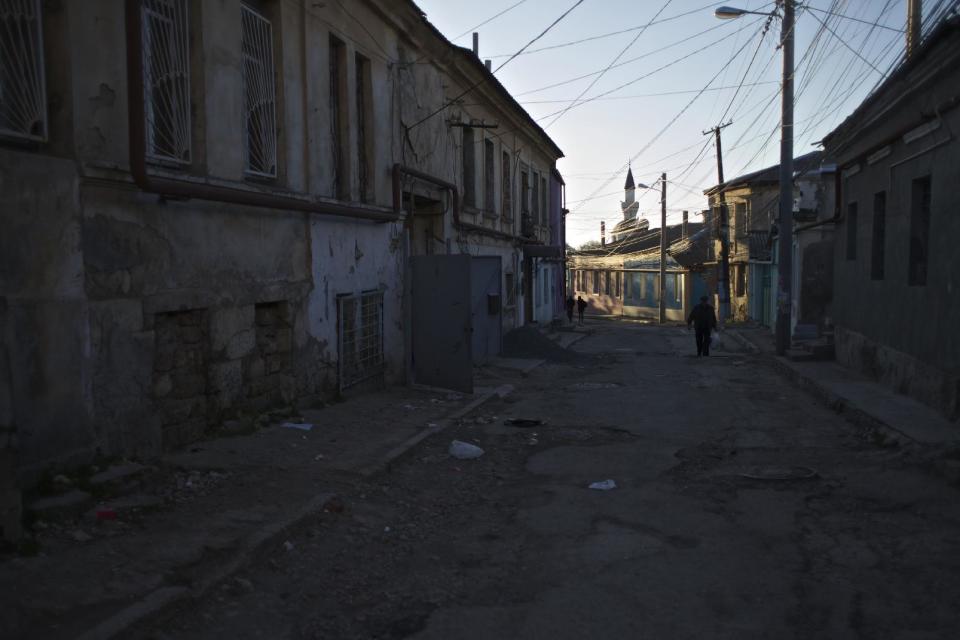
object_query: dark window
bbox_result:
[734,202,747,237]
[355,53,372,202]
[501,150,512,219]
[909,176,931,286]
[540,176,548,226]
[531,171,539,222]
[846,202,858,260]
[329,35,348,199]
[735,265,746,296]
[505,273,516,307]
[614,272,621,297]
[241,4,277,176]
[871,191,886,280]
[520,170,529,216]
[462,126,475,207]
[592,271,599,294]
[484,139,495,215]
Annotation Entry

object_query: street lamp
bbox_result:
[716,1,794,356]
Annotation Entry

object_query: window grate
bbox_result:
[0,0,47,142]
[142,0,191,164]
[241,5,276,177]
[338,291,384,390]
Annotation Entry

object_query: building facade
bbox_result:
[0,0,563,507]
[567,173,708,322]
[704,151,835,334]
[823,15,960,421]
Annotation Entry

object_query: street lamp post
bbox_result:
[717,1,794,355]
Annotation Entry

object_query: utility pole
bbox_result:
[775,0,795,355]
[659,172,667,324]
[704,121,732,326]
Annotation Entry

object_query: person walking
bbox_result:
[576,295,588,326]
[687,295,717,357]
[565,295,575,324]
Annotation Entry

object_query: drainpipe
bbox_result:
[124,0,398,223]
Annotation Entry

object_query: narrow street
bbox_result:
[139,320,960,639]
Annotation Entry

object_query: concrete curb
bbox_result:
[75,385,512,639]
[766,356,918,448]
[723,328,761,354]
[77,490,335,640]
[359,384,514,477]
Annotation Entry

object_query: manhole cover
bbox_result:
[739,466,818,481]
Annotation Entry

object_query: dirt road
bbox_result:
[140,320,960,639]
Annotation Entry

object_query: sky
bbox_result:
[413,0,925,248]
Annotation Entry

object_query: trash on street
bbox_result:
[588,479,617,491]
[449,440,485,460]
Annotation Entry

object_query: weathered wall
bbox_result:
[829,49,960,420]
[0,150,92,476]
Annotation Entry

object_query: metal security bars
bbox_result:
[241,4,277,177]
[338,291,384,391]
[142,0,190,164]
[0,0,47,142]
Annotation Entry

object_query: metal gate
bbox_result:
[471,256,502,365]
[411,255,473,393]
[338,290,384,391]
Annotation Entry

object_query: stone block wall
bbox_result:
[836,326,960,422]
[153,310,211,449]
[246,302,294,410]
[0,427,21,544]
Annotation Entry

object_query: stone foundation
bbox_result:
[153,309,211,450]
[0,427,21,544]
[836,325,960,422]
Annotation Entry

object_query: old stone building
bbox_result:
[822,14,960,421]
[704,150,835,334]
[0,0,563,519]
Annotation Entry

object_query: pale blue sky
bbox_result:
[414,0,919,247]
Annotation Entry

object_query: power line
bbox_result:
[542,0,675,130]
[451,0,531,41]
[486,0,743,58]
[515,17,752,97]
[804,5,905,32]
[534,16,767,124]
[406,0,586,131]
[570,19,769,214]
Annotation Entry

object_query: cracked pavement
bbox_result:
[138,319,960,639]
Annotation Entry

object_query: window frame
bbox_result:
[142,0,192,165]
[0,0,48,143]
[845,201,858,261]
[240,3,278,178]
[908,176,931,286]
[871,191,886,280]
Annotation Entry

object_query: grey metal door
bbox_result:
[471,256,502,365]
[411,255,473,393]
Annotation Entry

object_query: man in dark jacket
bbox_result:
[576,296,587,325]
[687,296,717,357]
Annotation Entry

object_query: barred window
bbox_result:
[0,0,47,142]
[142,0,191,164]
[241,4,277,177]
[338,291,384,391]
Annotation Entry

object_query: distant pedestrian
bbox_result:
[687,295,717,357]
[565,295,575,324]
[576,295,587,325]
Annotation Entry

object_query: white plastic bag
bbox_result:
[449,440,485,460]
[588,479,617,491]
